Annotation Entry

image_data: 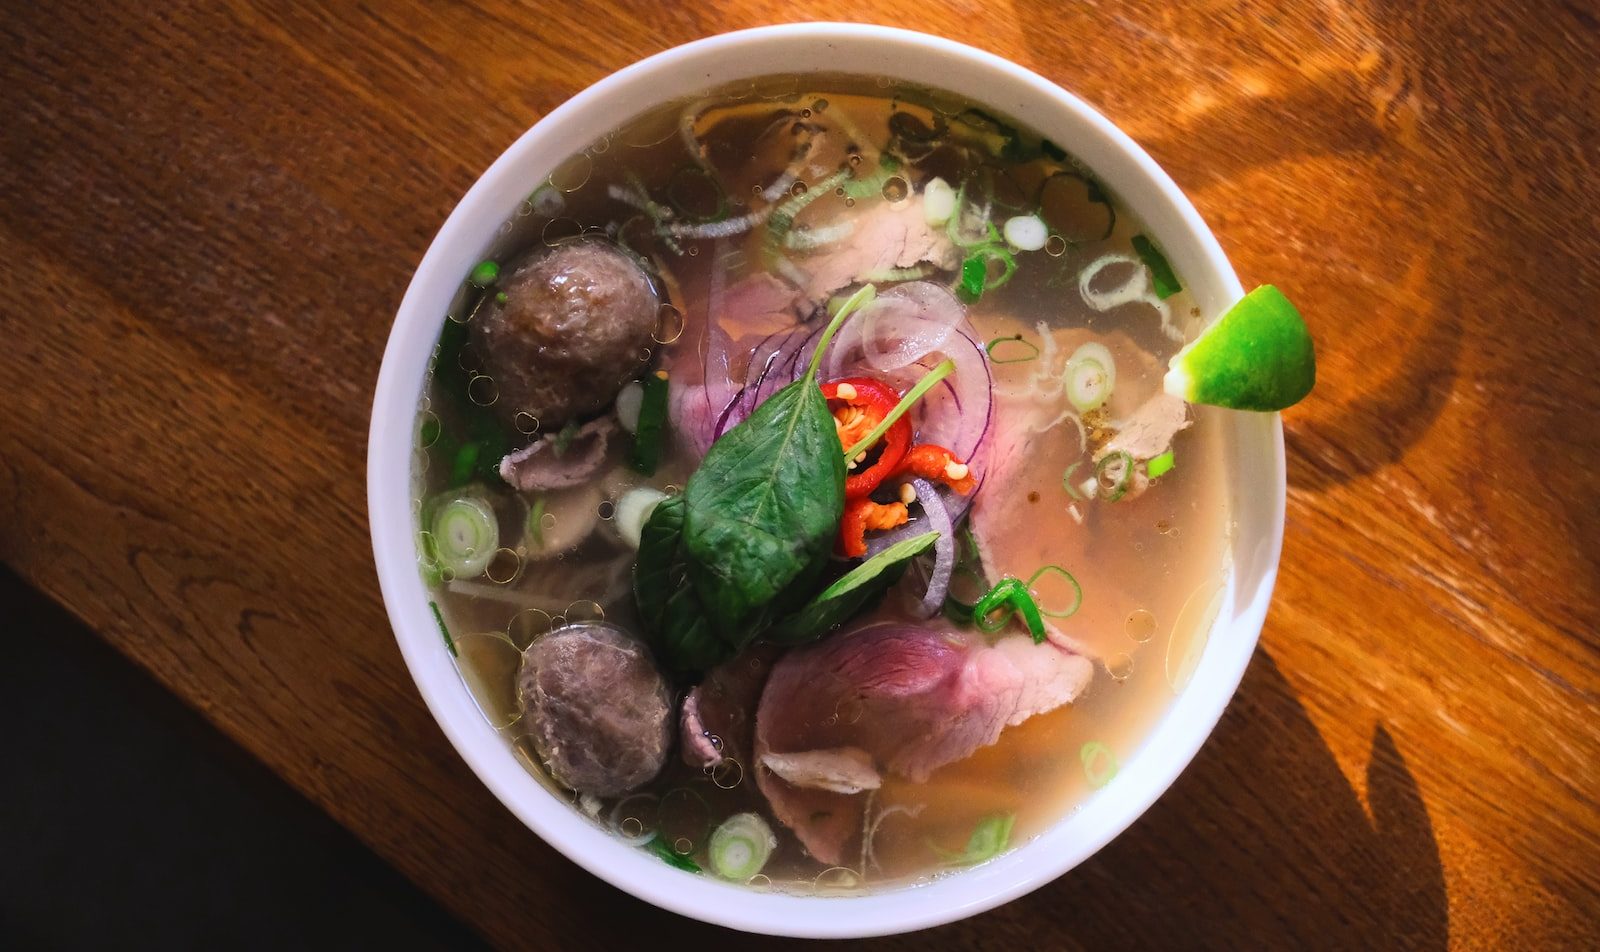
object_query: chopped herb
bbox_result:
[1062,461,1085,500]
[551,420,580,458]
[1146,449,1176,479]
[495,291,509,305]
[1080,741,1119,789]
[629,371,670,475]
[986,334,1040,364]
[428,600,458,657]
[1096,451,1135,502]
[959,255,986,300]
[450,442,480,487]
[1028,565,1083,618]
[1131,235,1182,299]
[931,813,1015,865]
[973,577,1048,643]
[645,833,701,873]
[418,415,441,446]
[468,260,499,288]
[1040,139,1068,162]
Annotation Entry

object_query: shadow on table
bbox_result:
[565,649,1448,950]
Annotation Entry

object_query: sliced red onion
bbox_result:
[909,478,955,617]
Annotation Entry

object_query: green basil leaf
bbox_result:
[769,531,940,644]
[681,378,846,643]
[634,495,730,672]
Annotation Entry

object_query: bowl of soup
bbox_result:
[368,22,1284,937]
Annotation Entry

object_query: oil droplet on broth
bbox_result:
[484,547,523,585]
[653,303,685,344]
[565,599,604,623]
[514,411,540,436]
[548,151,592,192]
[814,867,862,893]
[1125,608,1158,643]
[467,374,498,406]
[507,608,553,649]
[1105,652,1134,681]
[453,632,522,729]
[541,217,583,246]
[1166,581,1224,693]
[881,175,909,203]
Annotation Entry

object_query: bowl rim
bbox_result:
[368,22,1284,938]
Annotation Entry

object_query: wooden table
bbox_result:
[3,2,1595,947]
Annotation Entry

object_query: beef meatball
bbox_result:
[473,239,659,430]
[517,622,672,797]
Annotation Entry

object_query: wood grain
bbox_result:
[2,0,1596,947]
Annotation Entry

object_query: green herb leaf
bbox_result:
[682,379,845,641]
[959,255,986,300]
[634,495,728,672]
[630,372,670,475]
[931,813,1015,865]
[646,833,701,873]
[770,531,940,644]
[1131,234,1182,299]
[428,600,457,657]
[1146,449,1175,479]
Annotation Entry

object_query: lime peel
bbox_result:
[1164,285,1314,411]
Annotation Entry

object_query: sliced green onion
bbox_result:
[841,358,955,461]
[1013,591,1047,643]
[1065,342,1116,412]
[429,492,498,578]
[707,813,776,881]
[1131,234,1182,299]
[428,600,458,657]
[958,243,1016,303]
[615,488,667,549]
[972,577,1049,642]
[973,577,1025,634]
[985,334,1040,364]
[923,176,956,225]
[629,371,670,475]
[1028,565,1083,619]
[468,260,499,288]
[959,256,986,300]
[1146,449,1176,479]
[645,834,700,873]
[1002,214,1048,251]
[494,291,509,305]
[451,443,480,487]
[615,380,644,433]
[1062,462,1085,500]
[1095,451,1134,502]
[931,813,1015,865]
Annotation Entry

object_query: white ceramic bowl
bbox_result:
[369,23,1284,938]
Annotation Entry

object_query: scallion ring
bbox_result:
[1027,565,1083,618]
[1095,451,1134,502]
[708,813,777,881]
[428,492,499,578]
[1065,342,1116,412]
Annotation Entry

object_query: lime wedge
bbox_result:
[1163,285,1315,411]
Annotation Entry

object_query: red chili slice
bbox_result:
[822,377,913,499]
